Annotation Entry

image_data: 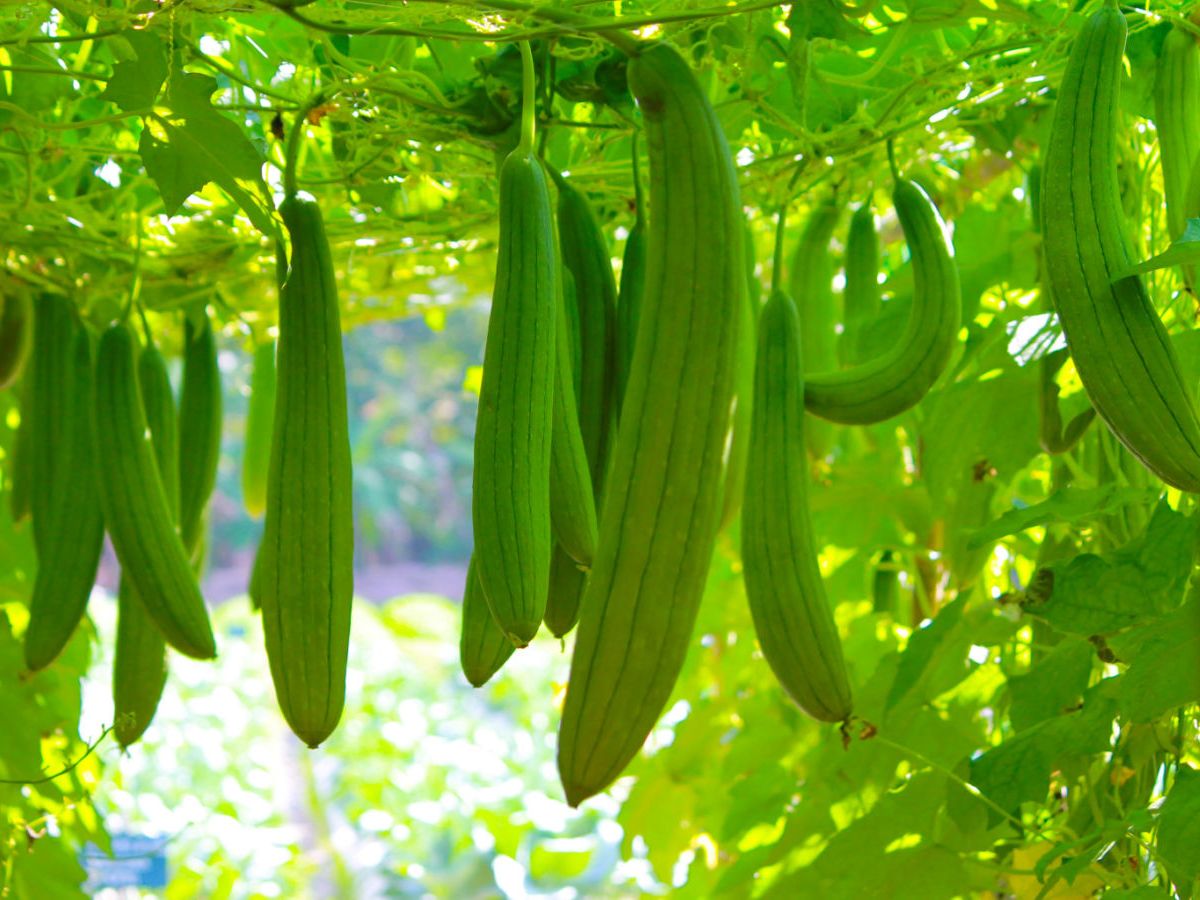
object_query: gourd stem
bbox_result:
[771,206,788,296]
[518,42,536,153]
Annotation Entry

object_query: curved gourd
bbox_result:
[257,192,355,748]
[742,287,852,722]
[839,204,881,366]
[178,311,223,558]
[551,169,617,497]
[803,178,961,425]
[614,167,646,414]
[543,546,586,639]
[549,267,598,568]
[29,295,76,552]
[473,138,556,646]
[1153,26,1200,240]
[789,199,841,376]
[113,342,177,747]
[24,317,105,670]
[459,556,515,687]
[93,322,216,660]
[1041,5,1200,492]
[557,42,745,807]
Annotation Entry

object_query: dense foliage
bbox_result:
[2,0,1200,897]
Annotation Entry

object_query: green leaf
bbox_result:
[967,486,1158,549]
[1022,501,1197,636]
[1110,599,1200,722]
[99,29,167,112]
[1006,638,1094,732]
[1113,218,1200,280]
[139,73,273,234]
[1157,766,1200,891]
[970,689,1116,815]
[886,593,968,711]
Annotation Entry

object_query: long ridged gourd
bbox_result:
[1041,4,1200,492]
[549,265,598,568]
[614,146,646,413]
[113,342,177,746]
[840,204,881,366]
[242,339,277,519]
[545,270,590,638]
[557,42,744,807]
[24,321,105,670]
[93,323,216,659]
[551,170,617,497]
[1153,26,1200,241]
[803,178,961,425]
[742,287,853,721]
[178,312,223,557]
[544,547,586,639]
[29,295,76,552]
[473,137,556,647]
[0,292,33,389]
[459,556,515,687]
[257,193,355,748]
[789,199,840,377]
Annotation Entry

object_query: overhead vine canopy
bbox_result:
[5,0,1175,334]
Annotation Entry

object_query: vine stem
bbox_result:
[630,131,645,225]
[284,93,328,196]
[886,139,901,183]
[771,206,788,296]
[518,41,536,153]
[0,726,112,786]
[869,732,1055,842]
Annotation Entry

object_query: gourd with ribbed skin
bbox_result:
[473,148,557,647]
[459,556,515,687]
[23,314,105,671]
[257,192,355,748]
[549,267,598,568]
[840,204,881,366]
[543,546,586,639]
[544,269,591,639]
[29,295,75,552]
[803,178,960,425]
[1153,26,1200,241]
[0,292,33,390]
[93,322,216,660]
[743,288,852,722]
[113,342,177,747]
[178,312,223,558]
[614,148,646,414]
[550,170,617,498]
[1041,4,1200,492]
[789,199,841,377]
[557,42,745,807]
